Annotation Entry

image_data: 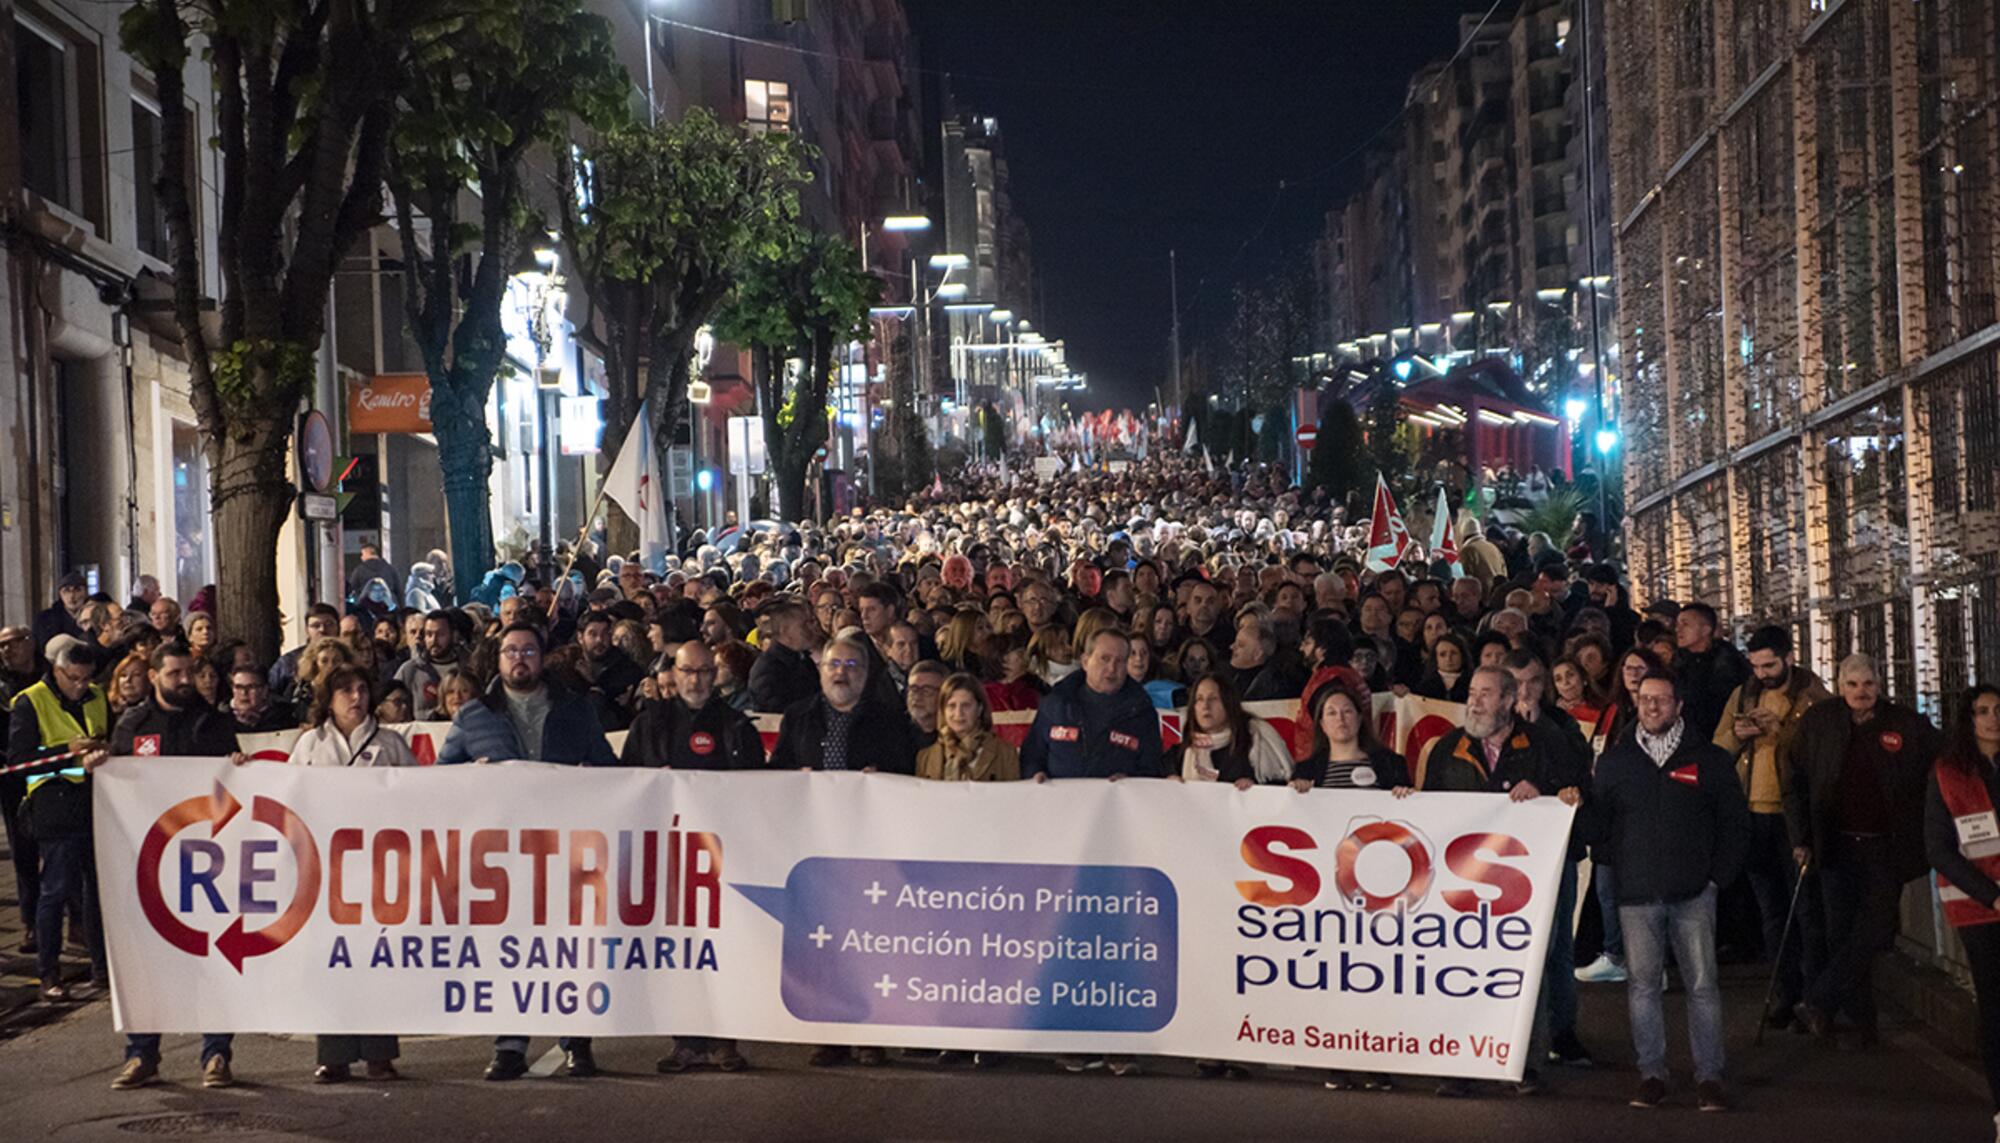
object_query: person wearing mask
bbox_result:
[747,602,820,713]
[916,673,1021,783]
[1924,684,2000,1140]
[1787,653,1940,1047]
[284,664,415,1081]
[91,642,240,1088]
[1713,625,1830,1031]
[1582,670,1750,1112]
[228,667,294,733]
[622,641,762,1075]
[904,660,949,750]
[1398,665,1582,1097]
[0,625,42,949]
[9,640,109,995]
[396,609,464,720]
[1167,674,1291,788]
[1671,603,1748,741]
[1021,627,1164,786]
[438,623,616,1080]
[575,609,646,731]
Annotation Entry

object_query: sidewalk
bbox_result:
[0,832,97,1043]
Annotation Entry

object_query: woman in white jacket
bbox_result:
[288,664,414,1081]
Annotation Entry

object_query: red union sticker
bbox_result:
[1049,725,1080,742]
[1109,731,1139,751]
[689,731,716,756]
[1668,764,1700,787]
[134,734,162,757]
[1880,731,1903,752]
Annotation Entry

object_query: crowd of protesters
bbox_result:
[2,449,1996,1134]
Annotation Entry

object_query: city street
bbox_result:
[0,970,1983,1141]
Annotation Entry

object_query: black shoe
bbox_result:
[972,1051,1007,1069]
[19,931,36,955]
[1514,1068,1543,1096]
[563,1045,599,1077]
[1630,1077,1666,1108]
[1764,1007,1802,1032]
[1696,1080,1728,1112]
[1435,1079,1477,1098]
[484,1050,528,1082]
[854,1047,888,1067]
[934,1051,970,1067]
[807,1045,850,1067]
[314,1064,351,1084]
[1549,1031,1593,1067]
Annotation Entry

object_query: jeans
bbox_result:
[126,1033,233,1065]
[1593,863,1624,960]
[494,1036,590,1057]
[35,835,103,982]
[1621,885,1724,1084]
[1960,923,2000,1112]
[1808,834,1901,1028]
[1542,859,1579,1038]
[1743,812,1820,1011]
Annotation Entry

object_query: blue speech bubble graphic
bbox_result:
[734,858,1177,1031]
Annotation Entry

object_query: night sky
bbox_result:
[910,0,1494,411]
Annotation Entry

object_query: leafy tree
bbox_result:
[1307,400,1369,503]
[121,0,453,663]
[711,229,879,521]
[389,0,627,602]
[558,112,810,549]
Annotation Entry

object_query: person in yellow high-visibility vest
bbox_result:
[6,636,109,1001]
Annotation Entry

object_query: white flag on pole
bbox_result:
[603,401,671,571]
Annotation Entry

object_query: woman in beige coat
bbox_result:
[916,673,1021,782]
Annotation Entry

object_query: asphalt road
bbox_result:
[0,964,1986,1142]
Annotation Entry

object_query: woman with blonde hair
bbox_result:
[1027,625,1076,686]
[916,673,1020,782]
[436,671,479,721]
[936,609,987,675]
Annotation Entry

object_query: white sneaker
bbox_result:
[1574,954,1628,983]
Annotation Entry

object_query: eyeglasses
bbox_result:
[231,682,265,693]
[824,658,863,671]
[500,647,541,660]
[674,666,717,677]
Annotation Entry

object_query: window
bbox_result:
[744,79,791,135]
[131,96,168,259]
[16,17,72,208]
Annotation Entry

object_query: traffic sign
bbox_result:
[1296,424,1319,449]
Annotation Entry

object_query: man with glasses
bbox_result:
[7,637,108,1000]
[620,640,762,1074]
[767,633,918,1069]
[227,667,293,733]
[904,661,948,750]
[438,623,616,1080]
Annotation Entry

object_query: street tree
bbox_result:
[711,229,880,522]
[557,112,809,549]
[389,0,627,603]
[120,0,453,663]
[1306,399,1369,503]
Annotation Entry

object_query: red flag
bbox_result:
[1428,486,1463,578]
[931,470,944,496]
[1364,474,1411,572]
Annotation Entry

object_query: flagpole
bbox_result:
[546,481,615,622]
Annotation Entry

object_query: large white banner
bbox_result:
[95,758,1572,1080]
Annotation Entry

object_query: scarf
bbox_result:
[1182,727,1233,782]
[1637,718,1683,767]
[936,727,991,782]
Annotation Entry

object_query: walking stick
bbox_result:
[1754,853,1810,1047]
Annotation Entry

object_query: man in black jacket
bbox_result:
[1671,603,1748,741]
[1583,669,1749,1112]
[575,609,645,730]
[748,602,820,713]
[31,572,91,672]
[768,634,918,777]
[91,642,240,1090]
[621,641,761,1074]
[1786,653,1941,1044]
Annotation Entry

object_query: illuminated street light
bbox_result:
[935,282,968,299]
[1595,428,1620,454]
[1564,397,1588,422]
[881,214,931,232]
[929,253,970,270]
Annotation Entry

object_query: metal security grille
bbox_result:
[1620,211,1669,500]
[1730,74,1801,443]
[1915,0,2000,348]
[1667,147,1727,472]
[1807,0,1903,403]
[1677,475,1731,607]
[1739,443,1810,626]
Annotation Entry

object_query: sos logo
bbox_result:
[136,782,321,972]
[1235,822,1533,916]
